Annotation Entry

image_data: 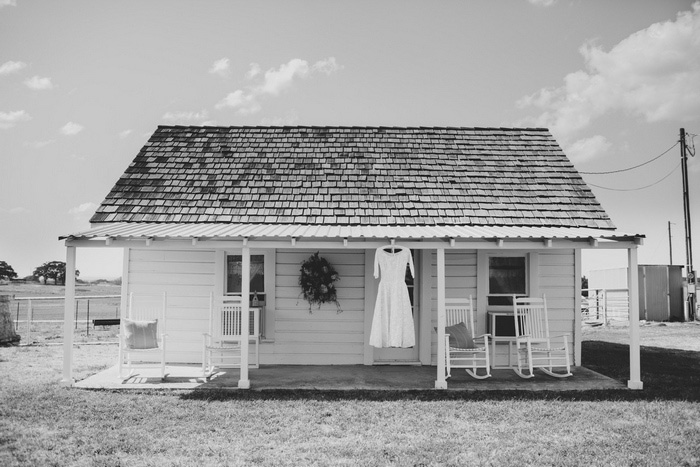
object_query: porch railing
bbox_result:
[581,288,629,325]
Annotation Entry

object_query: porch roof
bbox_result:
[61,222,643,248]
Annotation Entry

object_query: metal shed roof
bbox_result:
[62,222,642,243]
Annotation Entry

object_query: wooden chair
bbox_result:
[118,292,167,381]
[203,294,260,379]
[444,296,491,379]
[512,295,572,379]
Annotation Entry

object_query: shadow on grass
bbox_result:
[179,341,700,403]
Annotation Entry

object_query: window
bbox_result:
[488,256,527,306]
[226,254,266,303]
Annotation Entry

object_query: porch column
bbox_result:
[627,247,643,390]
[239,245,251,389]
[61,245,76,387]
[435,248,447,389]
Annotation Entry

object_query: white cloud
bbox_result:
[0,110,30,129]
[260,111,300,126]
[69,202,97,215]
[69,202,98,222]
[260,58,310,96]
[0,0,17,8]
[564,135,612,163]
[215,90,261,114]
[0,60,26,75]
[24,75,54,90]
[311,57,343,75]
[0,206,28,214]
[245,62,261,80]
[60,122,84,135]
[209,57,230,77]
[162,110,210,123]
[527,0,558,6]
[216,57,342,115]
[119,129,133,138]
[24,140,55,149]
[518,3,700,143]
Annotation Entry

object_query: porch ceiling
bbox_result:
[61,222,643,249]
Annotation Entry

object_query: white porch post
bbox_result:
[239,245,251,389]
[435,248,447,389]
[61,245,76,387]
[627,247,643,390]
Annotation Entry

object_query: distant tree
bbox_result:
[0,261,18,280]
[32,261,80,286]
[582,275,589,297]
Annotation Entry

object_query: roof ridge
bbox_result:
[154,125,552,131]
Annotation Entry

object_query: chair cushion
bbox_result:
[124,319,159,349]
[445,322,474,349]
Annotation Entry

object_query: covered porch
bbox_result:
[75,363,624,391]
[60,223,645,391]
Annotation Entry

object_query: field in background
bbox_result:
[0,282,122,344]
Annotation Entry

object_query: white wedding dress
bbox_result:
[369,247,415,348]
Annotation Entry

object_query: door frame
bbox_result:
[363,248,422,364]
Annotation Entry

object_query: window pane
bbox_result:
[489,257,526,295]
[227,255,265,296]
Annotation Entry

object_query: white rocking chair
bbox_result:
[203,294,260,379]
[444,296,491,379]
[118,292,168,381]
[512,295,572,379]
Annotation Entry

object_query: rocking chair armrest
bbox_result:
[514,334,533,344]
[474,333,490,343]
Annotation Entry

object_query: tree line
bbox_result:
[0,260,79,286]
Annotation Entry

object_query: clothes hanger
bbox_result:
[383,239,404,253]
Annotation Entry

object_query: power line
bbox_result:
[579,141,678,175]
[586,162,681,191]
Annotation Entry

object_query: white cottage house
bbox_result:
[60,126,645,389]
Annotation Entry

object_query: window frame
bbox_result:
[225,253,267,301]
[217,249,276,341]
[485,252,534,311]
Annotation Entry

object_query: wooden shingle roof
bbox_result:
[91,126,615,229]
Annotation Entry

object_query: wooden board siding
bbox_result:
[427,251,479,364]
[127,248,216,363]
[429,249,577,366]
[271,249,366,364]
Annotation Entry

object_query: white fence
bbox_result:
[12,295,121,341]
[581,288,629,325]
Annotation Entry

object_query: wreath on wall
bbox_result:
[299,252,342,313]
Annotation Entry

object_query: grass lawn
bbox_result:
[2,323,700,466]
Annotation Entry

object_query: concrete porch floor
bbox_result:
[74,364,625,391]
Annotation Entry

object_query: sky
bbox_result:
[1,0,699,280]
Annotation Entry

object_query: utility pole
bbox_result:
[680,128,696,320]
[668,221,674,265]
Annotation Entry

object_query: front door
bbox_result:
[372,249,420,363]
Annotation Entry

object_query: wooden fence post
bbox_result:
[27,298,33,342]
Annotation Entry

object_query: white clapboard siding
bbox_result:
[539,250,576,336]
[426,251,478,364]
[127,248,215,363]
[428,249,577,366]
[268,249,365,365]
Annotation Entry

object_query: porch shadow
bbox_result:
[75,364,623,392]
